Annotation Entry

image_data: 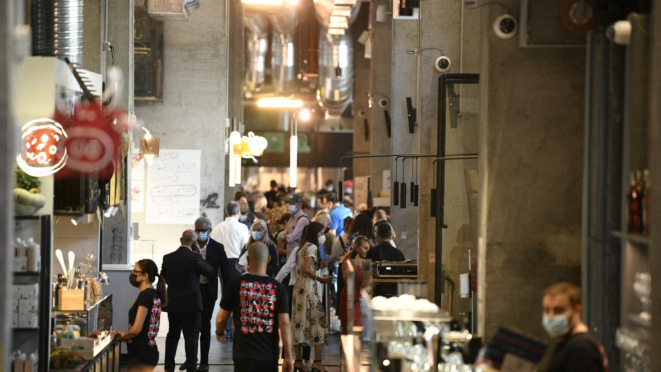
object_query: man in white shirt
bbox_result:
[211,201,250,279]
[210,201,250,341]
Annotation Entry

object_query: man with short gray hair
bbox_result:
[210,201,250,340]
[179,217,231,371]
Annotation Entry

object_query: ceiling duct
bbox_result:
[147,0,201,21]
[317,30,354,114]
[269,8,297,95]
[313,0,360,30]
[31,0,84,66]
[244,13,270,93]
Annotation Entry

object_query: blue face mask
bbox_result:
[542,314,570,338]
[252,231,263,241]
[198,231,209,241]
[288,205,298,213]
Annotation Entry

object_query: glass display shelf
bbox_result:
[52,295,113,338]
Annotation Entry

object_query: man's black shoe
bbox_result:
[178,363,187,371]
[197,365,209,372]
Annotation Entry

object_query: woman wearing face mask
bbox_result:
[291,222,329,372]
[113,259,168,372]
[338,236,371,335]
[237,220,280,277]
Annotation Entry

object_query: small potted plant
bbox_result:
[14,167,46,216]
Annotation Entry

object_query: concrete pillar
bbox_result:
[649,0,661,368]
[389,19,419,260]
[1,0,19,369]
[369,0,392,202]
[477,1,585,340]
[352,4,372,181]
[133,0,229,256]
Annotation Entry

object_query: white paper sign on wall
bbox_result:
[146,149,201,225]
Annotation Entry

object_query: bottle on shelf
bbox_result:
[642,169,651,236]
[627,170,643,234]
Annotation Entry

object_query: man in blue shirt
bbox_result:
[326,192,352,237]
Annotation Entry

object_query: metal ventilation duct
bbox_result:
[31,0,84,66]
[244,14,269,93]
[147,0,201,21]
[317,30,354,113]
[313,0,360,30]
[269,9,297,95]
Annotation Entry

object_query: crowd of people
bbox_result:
[112,179,608,372]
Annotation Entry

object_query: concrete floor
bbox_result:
[121,334,345,372]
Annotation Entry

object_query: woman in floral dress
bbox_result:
[291,222,329,372]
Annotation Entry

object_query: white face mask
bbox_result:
[345,188,353,194]
[240,214,248,222]
[288,205,298,213]
[252,231,263,240]
[327,186,334,192]
[197,230,209,241]
[542,314,571,338]
[318,235,326,246]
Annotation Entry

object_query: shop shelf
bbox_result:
[13,271,40,277]
[13,327,39,332]
[628,314,651,329]
[611,231,650,246]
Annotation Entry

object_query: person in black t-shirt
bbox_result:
[216,242,294,372]
[113,259,167,371]
[366,222,405,298]
[541,282,607,372]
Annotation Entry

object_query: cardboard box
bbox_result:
[13,257,27,272]
[18,299,38,328]
[58,289,84,310]
[16,284,38,300]
[11,299,19,327]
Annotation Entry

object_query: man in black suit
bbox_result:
[179,217,231,372]
[161,230,213,372]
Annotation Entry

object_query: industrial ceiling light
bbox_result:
[328,28,346,35]
[331,7,352,16]
[290,114,298,188]
[71,216,84,226]
[140,127,160,164]
[329,19,349,28]
[257,97,304,108]
[298,108,311,121]
[228,130,242,187]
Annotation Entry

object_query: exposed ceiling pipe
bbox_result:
[313,0,359,114]
[269,8,297,95]
[317,30,354,114]
[244,13,269,93]
[32,0,84,66]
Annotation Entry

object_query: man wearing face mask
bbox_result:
[161,230,213,372]
[238,199,254,229]
[179,217,231,372]
[541,282,607,372]
[278,194,310,260]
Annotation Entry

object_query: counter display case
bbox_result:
[50,295,116,371]
[12,215,52,372]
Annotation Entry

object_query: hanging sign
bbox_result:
[16,118,69,177]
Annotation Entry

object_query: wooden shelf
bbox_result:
[611,231,650,246]
[13,271,40,277]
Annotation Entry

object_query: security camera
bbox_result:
[378,98,389,108]
[493,14,517,39]
[434,56,452,73]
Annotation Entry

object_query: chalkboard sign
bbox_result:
[134,6,164,103]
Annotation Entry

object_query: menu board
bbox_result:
[146,149,201,225]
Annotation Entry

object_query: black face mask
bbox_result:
[129,273,140,288]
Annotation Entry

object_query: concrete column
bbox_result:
[369,0,392,201]
[389,19,419,260]
[352,4,372,181]
[82,0,104,73]
[478,1,585,340]
[224,0,244,206]
[0,0,18,369]
[649,0,661,368]
[133,0,229,256]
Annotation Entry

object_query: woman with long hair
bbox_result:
[238,219,280,276]
[113,259,167,371]
[338,236,371,334]
[346,213,376,248]
[291,222,329,372]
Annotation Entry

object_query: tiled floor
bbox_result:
[121,334,345,372]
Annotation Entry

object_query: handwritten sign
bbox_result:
[146,149,201,224]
